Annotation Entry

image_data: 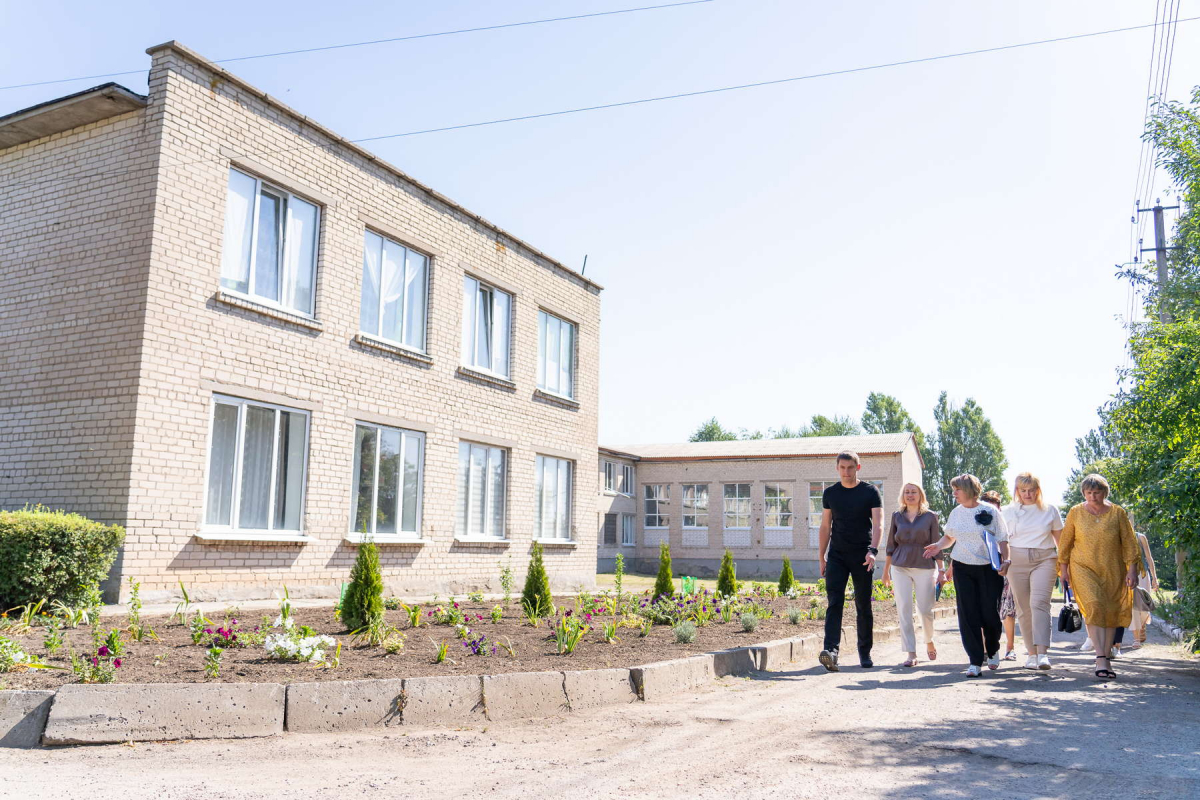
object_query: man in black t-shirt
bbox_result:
[817,450,883,671]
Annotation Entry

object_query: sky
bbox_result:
[2,0,1196,503]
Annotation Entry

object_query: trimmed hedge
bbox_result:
[0,507,124,608]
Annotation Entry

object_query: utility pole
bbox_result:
[1138,200,1180,323]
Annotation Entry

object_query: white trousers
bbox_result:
[893,565,936,653]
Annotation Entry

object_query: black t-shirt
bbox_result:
[823,481,882,555]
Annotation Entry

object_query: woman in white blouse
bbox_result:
[923,474,1011,677]
[1001,473,1064,670]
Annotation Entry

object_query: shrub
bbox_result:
[786,606,804,625]
[673,620,697,643]
[342,540,384,632]
[740,612,759,633]
[653,542,674,599]
[521,542,553,617]
[0,507,124,608]
[717,549,737,598]
[778,557,795,595]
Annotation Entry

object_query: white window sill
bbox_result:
[343,533,425,545]
[534,388,580,409]
[196,530,312,543]
[457,365,516,390]
[645,527,668,531]
[215,289,323,331]
[765,527,795,531]
[354,333,433,364]
[533,538,576,547]
[621,542,637,547]
[453,536,510,545]
[603,490,620,496]
[682,526,708,530]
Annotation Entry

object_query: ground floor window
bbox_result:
[457,442,507,539]
[351,423,424,537]
[723,483,751,528]
[622,513,636,546]
[536,455,573,540]
[682,484,709,528]
[644,484,669,528]
[765,482,793,528]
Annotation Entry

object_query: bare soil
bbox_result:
[1,595,952,690]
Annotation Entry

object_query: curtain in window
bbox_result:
[254,191,282,303]
[284,197,318,315]
[274,410,307,531]
[488,447,506,537]
[238,405,275,529]
[375,428,401,535]
[360,232,382,336]
[221,169,256,294]
[352,426,377,534]
[558,319,573,397]
[491,290,510,377]
[380,238,405,343]
[206,402,240,525]
[474,286,492,368]
[404,250,428,350]
[556,459,570,539]
[401,432,422,533]
[469,444,487,535]
[456,442,470,536]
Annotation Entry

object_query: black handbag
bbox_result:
[1058,584,1083,633]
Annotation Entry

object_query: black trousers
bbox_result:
[953,560,1004,666]
[823,549,874,655]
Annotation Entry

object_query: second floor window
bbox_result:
[537,310,575,398]
[622,465,635,495]
[221,168,320,316]
[682,484,709,528]
[644,484,669,528]
[603,461,617,492]
[360,231,428,351]
[723,483,751,528]
[461,276,511,377]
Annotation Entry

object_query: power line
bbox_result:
[0,0,715,92]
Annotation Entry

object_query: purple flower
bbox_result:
[92,657,99,666]
[98,646,110,657]
[204,628,213,634]
[113,658,122,668]
[231,619,238,624]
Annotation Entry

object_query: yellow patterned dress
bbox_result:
[1058,504,1138,628]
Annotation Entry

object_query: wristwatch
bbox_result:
[866,546,879,556]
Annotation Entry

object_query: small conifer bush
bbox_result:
[521,542,553,617]
[716,549,737,598]
[653,542,674,599]
[740,612,759,633]
[778,556,795,595]
[342,540,384,632]
[673,620,697,643]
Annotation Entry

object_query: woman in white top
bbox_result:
[923,474,1011,677]
[1001,473,1064,670]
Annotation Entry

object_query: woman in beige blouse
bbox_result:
[881,483,944,667]
[1001,473,1064,670]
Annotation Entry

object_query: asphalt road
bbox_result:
[2,610,1197,800]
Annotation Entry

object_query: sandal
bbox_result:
[926,642,937,661]
[902,657,918,668]
[1094,657,1116,680]
[1003,650,1017,661]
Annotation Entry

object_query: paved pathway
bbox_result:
[3,610,1197,799]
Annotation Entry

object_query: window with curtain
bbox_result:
[350,423,424,537]
[644,484,669,528]
[682,484,709,528]
[205,395,309,533]
[359,230,428,351]
[621,514,636,546]
[603,461,617,492]
[461,276,511,377]
[537,310,576,398]
[536,455,573,540]
[621,464,635,496]
[220,168,320,316]
[723,483,751,528]
[765,483,794,528]
[456,441,507,539]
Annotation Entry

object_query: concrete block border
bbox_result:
[1,606,961,747]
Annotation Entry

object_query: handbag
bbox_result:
[1135,586,1155,612]
[1058,584,1083,633]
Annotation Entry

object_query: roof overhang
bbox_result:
[0,83,148,149]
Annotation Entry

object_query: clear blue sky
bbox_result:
[3,1,1196,502]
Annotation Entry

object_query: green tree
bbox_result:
[778,556,795,594]
[800,414,863,437]
[653,542,674,599]
[690,417,738,442]
[716,549,737,597]
[922,392,1010,516]
[862,392,925,450]
[521,542,553,616]
[342,540,384,631]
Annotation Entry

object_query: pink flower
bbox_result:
[113,658,122,668]
[98,646,110,657]
[92,657,99,666]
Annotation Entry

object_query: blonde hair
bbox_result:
[896,482,930,514]
[1080,473,1110,499]
[1013,472,1045,510]
[950,473,982,500]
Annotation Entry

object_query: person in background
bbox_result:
[1001,473,1064,671]
[1113,531,1160,654]
[981,490,1017,660]
[881,483,943,667]
[1058,474,1138,680]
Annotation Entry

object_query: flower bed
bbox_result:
[0,588,954,690]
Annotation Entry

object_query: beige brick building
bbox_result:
[0,42,601,602]
[596,434,923,579]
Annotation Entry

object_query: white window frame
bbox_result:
[456,441,508,540]
[644,484,670,529]
[621,513,636,546]
[682,484,709,529]
[603,460,617,493]
[723,483,751,529]
[359,229,429,353]
[461,275,512,378]
[203,394,310,535]
[537,309,576,400]
[349,423,425,541]
[621,464,635,496]
[765,482,794,529]
[535,455,573,541]
[220,167,321,318]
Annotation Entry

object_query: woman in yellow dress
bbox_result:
[1058,474,1139,680]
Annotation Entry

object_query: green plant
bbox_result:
[4,598,47,635]
[0,507,124,609]
[816,577,827,595]
[778,557,795,594]
[382,631,406,654]
[740,612,759,633]
[638,617,653,637]
[601,621,620,643]
[807,605,827,620]
[351,616,394,647]
[468,591,484,603]
[871,580,894,602]
[653,542,674,599]
[521,601,542,628]
[432,638,450,664]
[402,604,423,628]
[383,596,403,610]
[154,651,169,667]
[342,539,385,632]
[673,620,697,643]
[489,605,503,624]
[497,636,517,658]
[552,614,589,655]
[521,543,553,617]
[170,581,192,625]
[204,647,223,678]
[43,622,64,654]
[613,553,625,600]
[0,635,33,672]
[719,599,738,624]
[128,621,158,643]
[329,641,343,669]
[499,558,515,606]
[189,614,213,644]
[786,607,804,625]
[717,549,738,597]
[274,585,295,630]
[126,576,142,627]
[51,599,86,628]
[99,628,125,658]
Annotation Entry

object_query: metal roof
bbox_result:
[0,83,148,149]
[602,433,917,462]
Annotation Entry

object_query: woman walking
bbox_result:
[1001,473,1064,670]
[1058,474,1138,680]
[923,474,1011,677]
[881,483,943,667]
[981,491,1017,660]
[1113,531,1160,654]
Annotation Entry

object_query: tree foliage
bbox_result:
[342,540,384,631]
[521,542,553,616]
[799,414,862,437]
[689,417,739,442]
[922,392,1010,516]
[778,556,795,594]
[717,549,738,597]
[862,392,925,451]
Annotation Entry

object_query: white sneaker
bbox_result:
[1024,655,1039,670]
[965,664,982,677]
[1037,654,1052,670]
[1080,637,1093,651]
[987,654,1001,670]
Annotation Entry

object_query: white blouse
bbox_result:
[1001,503,1064,550]
[944,504,1009,566]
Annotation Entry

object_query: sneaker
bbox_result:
[860,655,874,669]
[1037,654,1052,670]
[965,665,982,677]
[819,649,839,672]
[987,653,1001,670]
[1024,655,1039,670]
[1003,650,1017,661]
[1110,646,1121,659]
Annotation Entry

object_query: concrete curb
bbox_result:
[1149,613,1185,643]
[286,678,404,733]
[631,653,715,701]
[0,690,54,749]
